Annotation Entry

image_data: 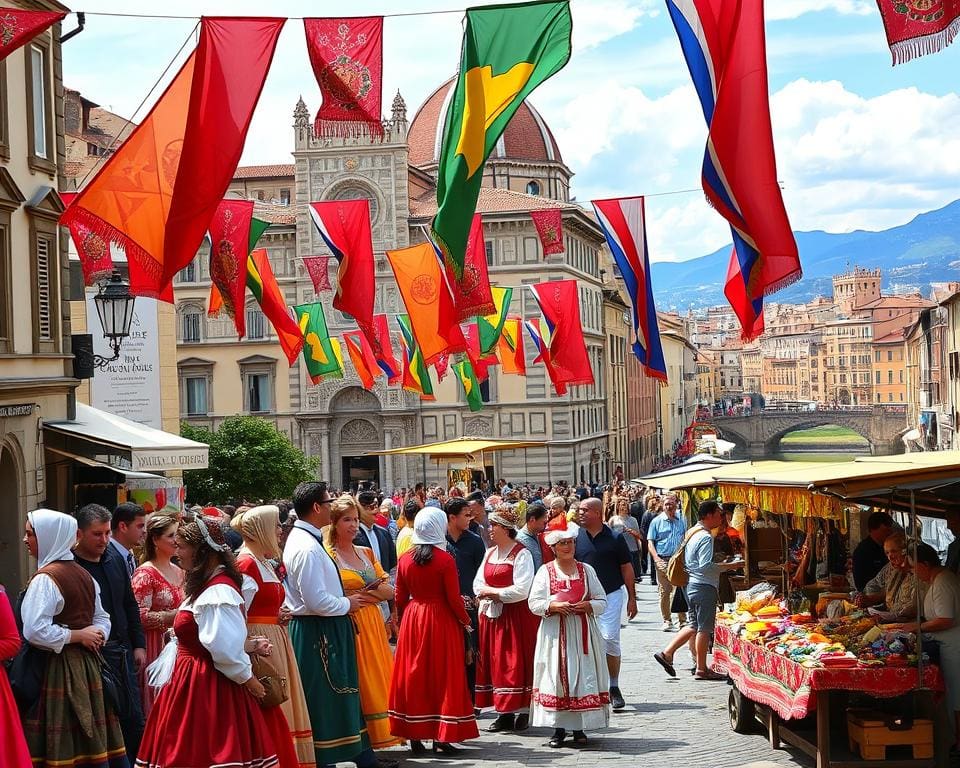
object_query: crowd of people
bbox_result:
[3,478,960,767]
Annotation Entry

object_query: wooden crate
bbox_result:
[847,709,933,761]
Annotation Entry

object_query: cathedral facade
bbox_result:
[174,85,611,490]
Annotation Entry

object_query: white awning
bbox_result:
[45,403,208,472]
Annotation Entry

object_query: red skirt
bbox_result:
[136,652,283,768]
[389,600,479,743]
[0,668,30,768]
[475,601,539,712]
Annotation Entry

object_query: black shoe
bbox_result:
[433,742,463,755]
[487,713,515,732]
[572,730,588,746]
[548,728,566,748]
[514,713,529,731]
[610,686,625,710]
[410,740,427,755]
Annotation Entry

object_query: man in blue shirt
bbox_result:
[654,500,740,680]
[646,493,688,631]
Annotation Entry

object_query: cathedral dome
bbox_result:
[407,78,564,170]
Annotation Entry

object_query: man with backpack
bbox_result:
[652,500,741,681]
[647,493,688,630]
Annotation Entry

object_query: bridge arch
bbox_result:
[764,419,871,455]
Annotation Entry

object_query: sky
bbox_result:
[61,0,960,264]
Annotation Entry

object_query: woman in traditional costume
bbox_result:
[21,508,128,768]
[473,505,538,733]
[136,516,281,768]
[233,505,316,768]
[528,528,610,748]
[1,584,32,767]
[389,508,479,754]
[324,496,401,750]
[131,515,183,716]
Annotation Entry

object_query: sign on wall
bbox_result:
[86,294,163,430]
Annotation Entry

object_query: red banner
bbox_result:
[0,9,66,62]
[304,17,384,139]
[529,280,594,388]
[60,192,113,285]
[530,208,565,256]
[444,214,494,320]
[876,0,960,64]
[208,199,254,337]
[304,256,332,293]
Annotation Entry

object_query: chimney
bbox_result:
[64,89,82,135]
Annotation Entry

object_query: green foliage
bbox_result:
[180,416,318,505]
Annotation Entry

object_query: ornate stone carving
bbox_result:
[329,385,382,413]
[463,417,493,437]
[340,418,380,445]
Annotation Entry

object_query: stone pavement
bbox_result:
[389,579,812,768]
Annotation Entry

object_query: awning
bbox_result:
[636,460,781,492]
[365,437,546,461]
[44,403,208,472]
[46,446,165,479]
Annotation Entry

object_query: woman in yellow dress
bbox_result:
[325,495,402,749]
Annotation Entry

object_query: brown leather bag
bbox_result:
[249,646,288,708]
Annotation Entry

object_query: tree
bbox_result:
[181,416,318,505]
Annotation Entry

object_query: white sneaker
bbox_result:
[661,620,673,631]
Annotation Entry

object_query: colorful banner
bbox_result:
[529,280,594,388]
[477,286,513,355]
[60,192,114,285]
[303,255,332,293]
[295,302,343,383]
[875,0,960,64]
[248,248,303,365]
[530,208,565,256]
[0,9,66,62]
[444,214,495,320]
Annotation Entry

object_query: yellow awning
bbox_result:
[365,437,546,460]
[639,460,786,492]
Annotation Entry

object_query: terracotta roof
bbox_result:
[874,329,905,344]
[408,78,563,169]
[253,203,296,225]
[64,104,135,184]
[858,295,934,310]
[409,186,581,218]
[234,164,295,180]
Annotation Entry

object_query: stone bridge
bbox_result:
[704,407,908,458]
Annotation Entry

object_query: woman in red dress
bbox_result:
[136,516,279,768]
[0,585,31,767]
[473,505,539,733]
[389,508,479,754]
[131,515,183,716]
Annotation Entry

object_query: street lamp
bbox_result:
[91,270,136,368]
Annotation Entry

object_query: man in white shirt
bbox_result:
[284,481,394,768]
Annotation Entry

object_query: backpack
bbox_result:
[665,525,704,588]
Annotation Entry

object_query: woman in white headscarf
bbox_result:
[388,508,479,755]
[20,509,128,768]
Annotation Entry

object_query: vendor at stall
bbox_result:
[851,512,893,592]
[853,532,924,621]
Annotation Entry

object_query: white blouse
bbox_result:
[473,543,535,609]
[22,573,111,654]
[527,561,607,619]
[181,583,252,685]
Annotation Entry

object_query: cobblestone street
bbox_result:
[392,580,811,768]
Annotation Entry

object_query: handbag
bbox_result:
[5,643,49,714]
[249,645,287,708]
[99,643,133,719]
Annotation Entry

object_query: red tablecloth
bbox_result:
[712,623,943,720]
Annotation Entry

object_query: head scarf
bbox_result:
[544,528,577,547]
[28,508,77,568]
[180,515,232,554]
[489,506,519,531]
[411,507,447,547]
[232,505,281,560]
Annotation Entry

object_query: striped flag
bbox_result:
[343,330,380,390]
[477,286,513,355]
[294,302,342,383]
[592,196,667,381]
[455,359,484,412]
[398,314,435,400]
[248,249,303,365]
[497,317,526,375]
[525,317,566,396]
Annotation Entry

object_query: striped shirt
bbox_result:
[647,512,688,557]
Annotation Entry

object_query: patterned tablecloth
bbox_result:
[712,623,943,720]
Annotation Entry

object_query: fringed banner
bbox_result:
[208,199,255,337]
[530,208,565,256]
[304,255,332,293]
[434,352,450,382]
[60,192,114,285]
[0,9,66,62]
[443,214,495,320]
[304,17,384,139]
[876,0,960,64]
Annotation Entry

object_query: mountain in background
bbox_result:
[650,199,960,312]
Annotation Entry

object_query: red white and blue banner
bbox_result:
[665,0,799,340]
[591,196,667,382]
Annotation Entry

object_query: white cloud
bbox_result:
[571,0,659,50]
[766,0,874,21]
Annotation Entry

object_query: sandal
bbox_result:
[548,729,566,748]
[572,730,588,746]
[653,652,676,677]
[694,669,726,681]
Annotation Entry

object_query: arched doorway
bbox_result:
[838,389,851,406]
[0,440,25,592]
[329,387,383,491]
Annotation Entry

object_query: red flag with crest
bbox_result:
[60,192,114,285]
[0,9,66,62]
[530,208,564,256]
[443,214,494,320]
[304,256,332,292]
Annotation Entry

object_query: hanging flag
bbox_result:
[0,9,66,62]
[248,249,303,365]
[207,215,270,321]
[529,209,565,256]
[477,286,513,355]
[432,0,572,277]
[207,200,254,337]
[304,17,385,139]
[434,352,451,382]
[398,314,435,400]
[525,317,566,395]
[666,0,798,339]
[497,316,526,375]
[343,330,380,390]
[386,242,467,365]
[455,360,484,412]
[464,323,498,382]
[443,214,494,320]
[876,0,960,64]
[592,196,667,382]
[60,17,285,301]
[308,199,376,346]
[60,192,114,285]
[372,314,401,384]
[295,302,343,383]
[724,246,764,340]
[529,281,594,388]
[303,255,332,293]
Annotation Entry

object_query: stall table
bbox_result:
[712,623,945,768]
